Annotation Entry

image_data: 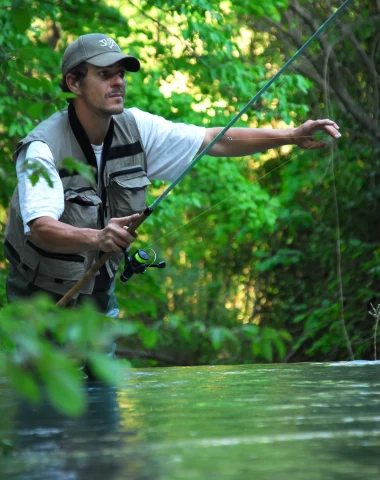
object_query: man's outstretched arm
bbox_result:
[200,119,341,157]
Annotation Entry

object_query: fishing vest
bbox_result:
[4,105,150,297]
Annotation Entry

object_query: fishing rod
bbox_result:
[56,0,354,308]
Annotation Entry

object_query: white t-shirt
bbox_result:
[17,108,205,234]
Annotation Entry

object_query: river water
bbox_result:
[1,362,380,479]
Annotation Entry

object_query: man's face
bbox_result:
[78,62,127,117]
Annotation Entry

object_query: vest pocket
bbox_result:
[26,240,85,281]
[107,168,151,218]
[61,188,102,228]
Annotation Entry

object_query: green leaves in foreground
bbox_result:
[39,352,85,417]
[0,295,139,416]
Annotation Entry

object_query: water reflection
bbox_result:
[1,362,380,479]
[1,382,155,480]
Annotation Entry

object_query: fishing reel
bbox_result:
[120,248,166,283]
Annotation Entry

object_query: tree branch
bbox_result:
[116,347,181,365]
[253,3,380,140]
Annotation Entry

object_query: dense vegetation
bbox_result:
[0,0,379,415]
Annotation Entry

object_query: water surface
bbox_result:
[1,362,380,479]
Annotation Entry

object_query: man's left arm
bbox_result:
[200,119,341,157]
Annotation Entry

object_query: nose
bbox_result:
[110,74,125,87]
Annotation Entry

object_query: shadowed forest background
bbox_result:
[0,0,379,415]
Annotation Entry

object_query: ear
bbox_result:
[65,74,82,95]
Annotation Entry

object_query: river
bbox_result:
[1,361,380,479]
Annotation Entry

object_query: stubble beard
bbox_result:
[83,90,125,118]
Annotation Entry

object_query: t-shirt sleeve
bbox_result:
[129,108,205,182]
[16,141,64,234]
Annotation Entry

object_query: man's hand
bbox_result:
[96,214,140,253]
[293,119,341,149]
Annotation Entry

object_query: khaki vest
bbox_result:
[4,105,150,297]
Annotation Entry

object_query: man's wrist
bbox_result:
[87,228,101,251]
[286,127,298,146]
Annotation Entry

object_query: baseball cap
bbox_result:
[62,33,140,76]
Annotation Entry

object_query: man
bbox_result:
[4,33,341,316]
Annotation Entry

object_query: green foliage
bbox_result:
[120,313,292,366]
[0,295,140,415]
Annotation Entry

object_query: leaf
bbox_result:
[86,353,123,385]
[279,331,293,342]
[23,159,54,187]
[273,337,286,360]
[56,91,76,101]
[262,327,277,340]
[40,357,86,417]
[61,157,96,185]
[7,363,40,404]
[192,196,202,208]
[12,7,32,34]
[242,324,259,338]
[39,77,52,94]
[139,327,158,348]
[15,73,43,90]
[27,102,45,119]
[210,327,224,350]
[260,339,273,362]
[14,47,39,61]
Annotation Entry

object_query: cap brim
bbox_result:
[87,52,140,72]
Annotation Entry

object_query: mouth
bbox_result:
[107,90,125,99]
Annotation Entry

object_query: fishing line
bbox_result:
[286,20,362,361]
[323,42,355,360]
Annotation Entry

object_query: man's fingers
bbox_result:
[99,215,140,252]
[315,119,339,129]
[305,122,340,139]
[322,125,341,139]
[313,120,341,137]
[117,228,136,244]
[118,213,141,227]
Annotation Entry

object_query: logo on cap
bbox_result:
[99,38,118,49]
